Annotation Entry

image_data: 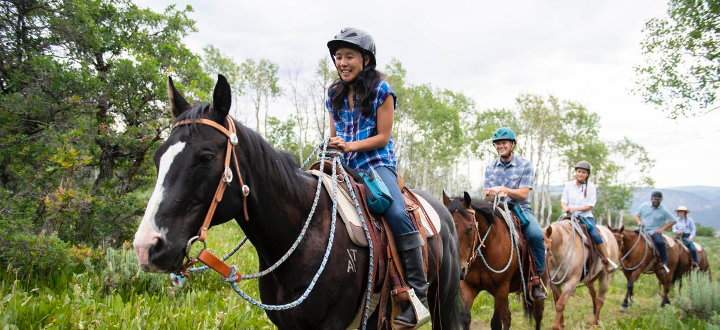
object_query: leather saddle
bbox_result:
[307,159,440,329]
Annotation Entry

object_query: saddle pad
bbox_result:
[681,241,704,253]
[662,234,676,248]
[308,170,440,247]
[695,242,703,252]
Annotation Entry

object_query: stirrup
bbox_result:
[393,288,431,327]
[661,264,670,274]
[606,259,619,270]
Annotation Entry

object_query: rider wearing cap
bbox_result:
[635,191,676,274]
[672,205,699,268]
[561,161,617,271]
[483,127,547,301]
[325,28,429,327]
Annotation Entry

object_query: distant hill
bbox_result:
[631,186,720,230]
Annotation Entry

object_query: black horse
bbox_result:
[133,75,462,329]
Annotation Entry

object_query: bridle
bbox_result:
[453,207,479,275]
[171,116,250,280]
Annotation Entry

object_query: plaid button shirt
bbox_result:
[326,80,397,171]
[483,154,534,212]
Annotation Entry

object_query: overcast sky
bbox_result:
[137,0,720,189]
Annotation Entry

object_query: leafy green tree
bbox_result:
[0,0,210,247]
[635,0,720,118]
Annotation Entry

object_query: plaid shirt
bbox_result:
[483,154,534,212]
[326,80,397,171]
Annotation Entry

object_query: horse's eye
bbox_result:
[199,153,215,165]
[466,228,474,234]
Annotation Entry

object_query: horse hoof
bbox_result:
[620,306,628,312]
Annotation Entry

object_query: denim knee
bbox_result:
[373,166,415,235]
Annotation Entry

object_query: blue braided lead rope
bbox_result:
[239,139,331,280]
[225,152,340,310]
[337,164,374,330]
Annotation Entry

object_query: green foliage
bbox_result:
[0,232,73,278]
[98,244,168,295]
[676,272,720,320]
[0,223,271,329]
[0,0,211,247]
[697,223,716,237]
[635,0,720,118]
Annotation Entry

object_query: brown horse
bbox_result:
[542,220,620,329]
[444,192,544,330]
[675,238,712,286]
[611,226,682,310]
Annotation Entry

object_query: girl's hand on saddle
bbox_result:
[653,228,663,234]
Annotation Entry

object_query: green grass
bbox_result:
[468,236,720,329]
[2,224,719,329]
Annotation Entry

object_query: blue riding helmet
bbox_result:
[492,127,516,142]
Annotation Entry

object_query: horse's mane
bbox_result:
[447,197,497,225]
[175,104,307,202]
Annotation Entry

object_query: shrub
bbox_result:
[0,232,73,278]
[696,223,716,237]
[98,244,167,295]
[675,272,720,319]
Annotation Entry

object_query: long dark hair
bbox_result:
[329,56,384,119]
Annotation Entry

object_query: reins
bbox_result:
[473,195,528,301]
[547,214,588,285]
[620,227,652,271]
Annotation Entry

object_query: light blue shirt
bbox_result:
[636,202,676,234]
[672,216,696,239]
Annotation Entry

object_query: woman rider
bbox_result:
[672,205,699,269]
[561,161,617,270]
[326,28,429,327]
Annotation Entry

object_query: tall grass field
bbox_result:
[2,222,719,329]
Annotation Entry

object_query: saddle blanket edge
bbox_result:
[308,170,441,247]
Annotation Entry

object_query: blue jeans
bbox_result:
[582,217,604,245]
[521,211,545,273]
[374,166,421,250]
[651,232,668,265]
[681,233,698,263]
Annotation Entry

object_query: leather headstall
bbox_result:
[172,117,250,281]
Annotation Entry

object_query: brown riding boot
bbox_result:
[529,276,546,301]
[393,232,430,328]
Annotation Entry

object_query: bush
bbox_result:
[98,244,167,295]
[675,272,720,319]
[0,232,73,278]
[696,224,716,237]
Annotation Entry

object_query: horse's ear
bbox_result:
[463,191,472,208]
[442,191,451,206]
[545,226,552,238]
[167,76,190,118]
[620,225,625,233]
[212,74,232,122]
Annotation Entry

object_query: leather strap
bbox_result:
[172,117,250,278]
[197,249,242,282]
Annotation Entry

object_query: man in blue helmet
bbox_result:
[635,191,676,275]
[483,127,547,301]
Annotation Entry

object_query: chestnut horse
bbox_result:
[132,75,462,329]
[611,226,682,311]
[542,220,620,329]
[444,192,544,330]
[675,238,712,286]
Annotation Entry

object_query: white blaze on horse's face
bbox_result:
[133,141,186,269]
